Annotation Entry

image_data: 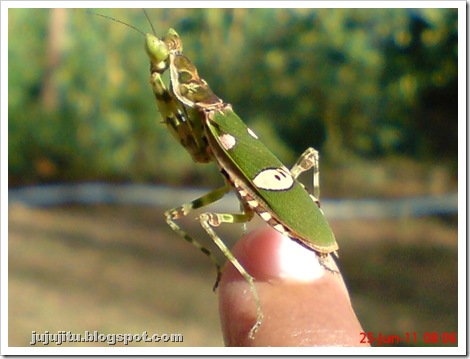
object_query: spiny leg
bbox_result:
[290,148,340,270]
[318,252,340,273]
[199,209,263,339]
[164,184,231,291]
[150,72,210,163]
[290,147,321,204]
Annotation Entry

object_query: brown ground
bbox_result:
[9,203,458,347]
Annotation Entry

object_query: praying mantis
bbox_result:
[95,11,339,339]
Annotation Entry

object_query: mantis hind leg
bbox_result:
[291,149,341,268]
[165,185,263,338]
[164,185,230,291]
[290,147,321,205]
[199,209,263,339]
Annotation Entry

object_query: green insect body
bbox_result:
[156,30,338,254]
[205,107,338,254]
[143,28,339,339]
[146,31,211,163]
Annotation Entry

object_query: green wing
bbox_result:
[205,107,338,254]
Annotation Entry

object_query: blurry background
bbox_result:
[8,8,458,346]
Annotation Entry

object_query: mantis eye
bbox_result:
[145,33,169,66]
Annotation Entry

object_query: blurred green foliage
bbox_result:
[8,8,457,186]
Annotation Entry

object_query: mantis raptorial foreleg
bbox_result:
[149,71,210,163]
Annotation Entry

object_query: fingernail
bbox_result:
[244,228,326,282]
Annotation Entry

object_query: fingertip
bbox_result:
[243,227,327,282]
[221,227,330,284]
[218,227,367,346]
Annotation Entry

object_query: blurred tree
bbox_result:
[380,9,458,159]
[8,8,458,187]
[41,8,68,111]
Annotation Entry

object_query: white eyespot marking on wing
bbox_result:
[247,128,258,139]
[259,212,272,221]
[252,167,294,191]
[247,200,259,208]
[219,133,237,150]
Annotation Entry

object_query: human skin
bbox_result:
[218,227,369,347]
